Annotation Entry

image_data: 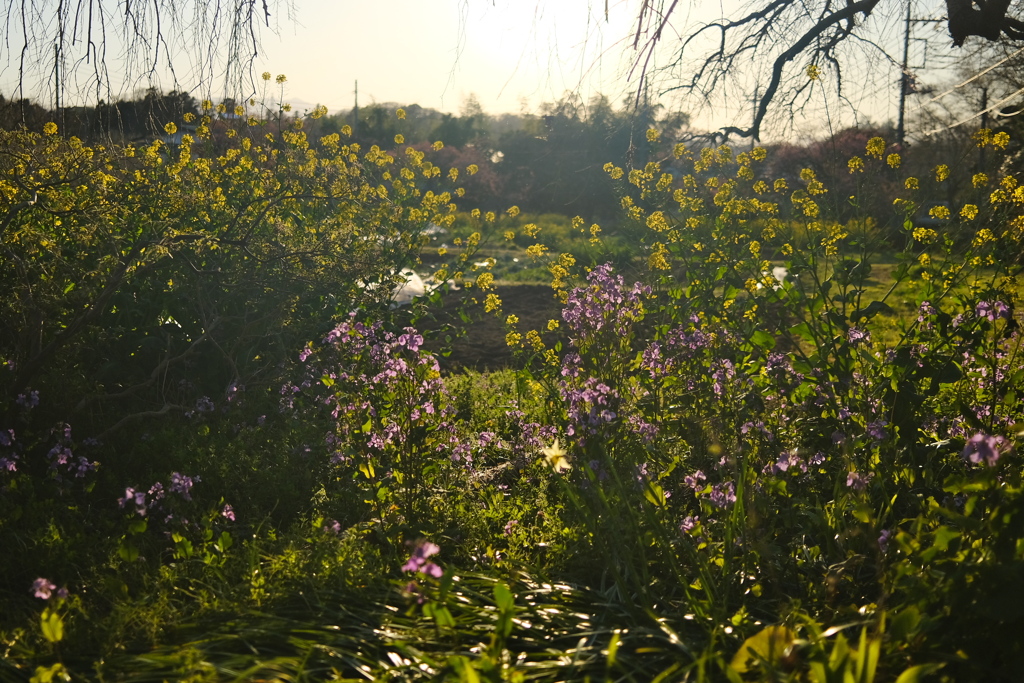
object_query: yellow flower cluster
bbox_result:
[525,244,548,259]
[648,242,671,270]
[865,137,886,159]
[484,293,502,312]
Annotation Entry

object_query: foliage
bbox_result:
[2,114,1024,682]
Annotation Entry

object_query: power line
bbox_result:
[922,84,1024,136]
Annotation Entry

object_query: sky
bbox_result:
[0,0,969,141]
[250,0,639,116]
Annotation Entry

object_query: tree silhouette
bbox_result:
[2,0,285,104]
[629,0,1024,139]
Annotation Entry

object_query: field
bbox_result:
[2,124,1024,682]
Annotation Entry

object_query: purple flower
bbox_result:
[32,578,57,600]
[962,432,1010,467]
[878,529,893,553]
[402,540,443,578]
[684,470,706,490]
[846,471,873,491]
[169,472,199,501]
[705,481,736,509]
[866,420,888,442]
[847,326,870,346]
[976,300,1011,322]
[917,301,937,323]
[221,504,236,522]
[324,519,342,535]
[680,515,699,533]
[15,390,39,409]
[772,449,807,475]
[503,520,519,535]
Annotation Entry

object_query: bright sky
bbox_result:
[0,0,966,140]
[252,0,639,116]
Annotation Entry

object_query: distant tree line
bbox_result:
[3,85,1020,235]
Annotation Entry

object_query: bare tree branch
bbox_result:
[630,0,1024,141]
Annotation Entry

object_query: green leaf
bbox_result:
[895,663,944,683]
[730,625,796,674]
[750,329,776,350]
[851,300,896,321]
[30,663,68,683]
[40,608,64,643]
[606,631,621,669]
[932,526,960,551]
[790,322,815,342]
[128,518,147,534]
[644,483,666,507]
[118,541,139,563]
[493,582,514,612]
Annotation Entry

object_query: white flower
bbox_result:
[541,439,571,472]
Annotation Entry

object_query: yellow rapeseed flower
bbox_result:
[396,108,406,119]
[865,137,886,159]
[934,165,949,182]
[905,177,919,190]
[467,164,479,175]
[262,72,272,81]
[525,329,545,351]
[972,228,995,247]
[525,244,549,259]
[432,140,444,150]
[887,153,900,169]
[164,122,177,135]
[484,293,502,312]
[276,74,287,84]
[43,122,58,135]
[848,156,864,173]
[806,64,821,81]
[960,204,979,220]
[547,319,560,331]
[648,242,671,270]
[646,128,660,142]
[394,134,404,144]
[972,173,988,187]
[507,205,520,217]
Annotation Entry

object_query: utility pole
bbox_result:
[54,43,63,131]
[896,1,912,148]
[751,86,759,151]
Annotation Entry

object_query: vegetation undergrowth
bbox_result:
[2,102,1024,682]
